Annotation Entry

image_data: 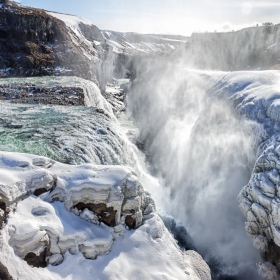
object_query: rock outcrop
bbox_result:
[205,70,280,279]
[238,136,280,280]
[0,150,211,280]
[0,3,115,90]
[0,83,85,106]
[0,151,155,265]
[0,3,191,92]
[0,261,13,280]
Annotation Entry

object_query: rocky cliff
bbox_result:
[0,2,115,90]
[0,2,188,90]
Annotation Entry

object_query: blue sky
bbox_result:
[20,0,280,35]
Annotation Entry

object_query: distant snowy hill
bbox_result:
[101,30,188,54]
[175,25,280,71]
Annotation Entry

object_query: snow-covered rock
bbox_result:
[101,30,188,55]
[0,150,210,279]
[207,70,280,278]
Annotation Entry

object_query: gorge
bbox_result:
[0,1,280,280]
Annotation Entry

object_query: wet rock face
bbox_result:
[0,5,60,76]
[263,241,280,272]
[74,202,117,227]
[0,83,85,106]
[0,261,13,280]
[33,188,49,196]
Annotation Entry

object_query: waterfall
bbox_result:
[126,65,263,279]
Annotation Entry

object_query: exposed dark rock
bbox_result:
[125,215,136,230]
[24,249,47,268]
[0,261,13,280]
[0,200,6,228]
[74,202,117,227]
[161,215,195,251]
[101,83,125,115]
[33,188,49,196]
[0,83,85,106]
[263,241,280,272]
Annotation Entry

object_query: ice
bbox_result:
[0,151,210,280]
[207,70,280,278]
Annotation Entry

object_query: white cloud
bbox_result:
[201,21,261,33]
[241,2,253,15]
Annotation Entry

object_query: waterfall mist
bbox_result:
[126,63,263,279]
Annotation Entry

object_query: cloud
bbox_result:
[252,1,280,8]
[202,21,261,33]
[92,9,160,17]
[241,2,253,15]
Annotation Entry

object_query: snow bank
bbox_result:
[208,70,280,279]
[0,151,210,280]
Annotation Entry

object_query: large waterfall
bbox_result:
[126,65,264,279]
[0,69,274,279]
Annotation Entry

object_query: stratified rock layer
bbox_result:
[0,3,114,89]
[0,83,85,106]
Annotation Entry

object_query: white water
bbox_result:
[0,73,265,278]
[126,66,263,278]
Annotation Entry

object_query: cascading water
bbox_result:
[0,77,140,167]
[126,64,264,279]
[0,72,266,279]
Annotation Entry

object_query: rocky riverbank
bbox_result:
[0,83,84,106]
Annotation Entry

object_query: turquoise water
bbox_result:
[0,76,137,166]
[0,101,133,166]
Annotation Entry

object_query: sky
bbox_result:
[19,0,280,36]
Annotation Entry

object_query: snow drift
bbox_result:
[0,151,210,280]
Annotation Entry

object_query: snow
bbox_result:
[0,151,210,280]
[205,70,280,278]
[48,12,100,62]
[48,12,92,36]
[9,196,113,260]
[265,43,277,52]
[101,30,186,54]
[207,70,280,129]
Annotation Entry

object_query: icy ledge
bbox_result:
[208,70,280,280]
[0,151,210,280]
